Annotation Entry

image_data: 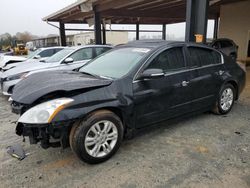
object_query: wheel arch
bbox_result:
[83,106,125,128]
[225,80,239,100]
[100,107,124,123]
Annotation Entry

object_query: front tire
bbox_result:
[70,110,124,164]
[213,84,235,115]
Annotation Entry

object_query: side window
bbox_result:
[95,47,111,57]
[147,47,185,71]
[69,48,93,61]
[39,49,54,57]
[54,48,63,54]
[188,47,221,67]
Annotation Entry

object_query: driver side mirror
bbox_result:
[64,57,74,64]
[34,55,41,59]
[138,69,164,80]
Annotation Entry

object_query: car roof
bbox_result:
[126,40,179,48]
[39,46,66,50]
[68,45,113,51]
[118,40,211,50]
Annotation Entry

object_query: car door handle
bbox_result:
[218,70,224,75]
[182,81,190,87]
[215,70,224,76]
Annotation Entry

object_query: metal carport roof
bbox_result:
[43,0,248,46]
[43,0,245,24]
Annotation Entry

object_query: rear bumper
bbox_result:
[239,73,246,96]
[16,120,75,149]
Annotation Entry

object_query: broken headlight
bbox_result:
[18,98,74,124]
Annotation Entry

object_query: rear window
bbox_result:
[188,47,221,67]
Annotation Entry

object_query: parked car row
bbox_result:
[0,46,65,71]
[0,45,112,95]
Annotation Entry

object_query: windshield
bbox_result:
[27,48,42,59]
[45,48,74,63]
[79,47,151,79]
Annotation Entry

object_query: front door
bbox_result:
[133,46,195,128]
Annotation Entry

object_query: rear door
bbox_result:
[186,46,225,109]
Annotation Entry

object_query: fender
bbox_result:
[52,82,135,130]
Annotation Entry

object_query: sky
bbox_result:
[0,0,76,36]
[0,0,215,39]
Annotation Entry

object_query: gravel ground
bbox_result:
[0,68,249,188]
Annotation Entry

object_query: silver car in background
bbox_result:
[0,45,112,95]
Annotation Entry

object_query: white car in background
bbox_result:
[0,47,65,72]
[0,55,27,69]
[0,45,112,95]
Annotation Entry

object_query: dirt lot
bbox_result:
[0,68,249,188]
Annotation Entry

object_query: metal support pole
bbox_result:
[59,22,66,46]
[162,24,166,40]
[214,15,219,39]
[94,9,102,44]
[102,24,106,45]
[185,0,209,43]
[136,23,140,40]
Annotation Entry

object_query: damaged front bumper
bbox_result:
[16,121,75,149]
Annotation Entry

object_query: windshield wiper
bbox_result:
[99,75,113,80]
[80,71,100,78]
[80,71,113,80]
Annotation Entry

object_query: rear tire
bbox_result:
[70,110,124,164]
[213,84,235,115]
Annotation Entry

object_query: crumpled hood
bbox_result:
[0,55,27,68]
[3,61,28,71]
[12,70,113,104]
[2,61,58,78]
[2,59,40,71]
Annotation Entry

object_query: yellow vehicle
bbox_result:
[13,41,28,55]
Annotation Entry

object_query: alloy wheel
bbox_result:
[220,88,234,111]
[84,120,118,158]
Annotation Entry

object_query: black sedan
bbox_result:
[11,40,246,164]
